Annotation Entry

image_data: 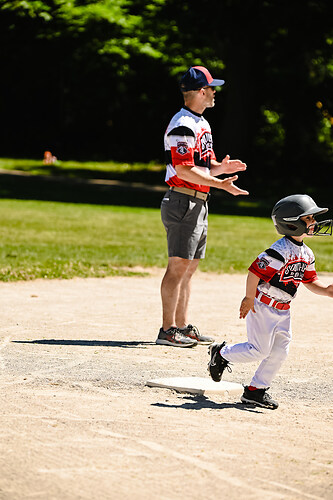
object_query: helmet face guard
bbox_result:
[310,219,333,236]
[271,194,331,237]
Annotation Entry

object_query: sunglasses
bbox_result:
[197,86,216,91]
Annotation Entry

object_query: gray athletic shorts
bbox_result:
[161,190,208,260]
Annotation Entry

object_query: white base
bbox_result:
[146,376,243,396]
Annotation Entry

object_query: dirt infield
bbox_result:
[0,270,332,500]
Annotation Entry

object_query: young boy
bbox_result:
[208,194,333,409]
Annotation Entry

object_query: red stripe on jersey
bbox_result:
[250,256,317,285]
[249,259,277,282]
[170,145,193,165]
[167,175,210,193]
[301,269,318,283]
[193,66,213,84]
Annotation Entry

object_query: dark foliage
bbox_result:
[0,0,332,198]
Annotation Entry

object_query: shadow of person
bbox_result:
[12,339,155,348]
[151,394,263,413]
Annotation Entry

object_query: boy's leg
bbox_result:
[241,310,291,410]
[240,310,291,409]
[250,312,292,389]
[220,300,278,363]
[208,301,276,382]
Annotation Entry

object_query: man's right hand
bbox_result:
[220,175,249,196]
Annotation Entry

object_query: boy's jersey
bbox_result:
[249,236,318,303]
[164,106,216,193]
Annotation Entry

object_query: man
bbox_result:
[156,65,249,348]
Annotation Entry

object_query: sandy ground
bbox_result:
[0,270,332,500]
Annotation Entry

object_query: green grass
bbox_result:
[206,216,333,273]
[0,199,331,281]
[0,157,164,179]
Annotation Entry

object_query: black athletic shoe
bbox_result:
[156,327,197,347]
[241,386,279,409]
[180,324,214,344]
[207,342,231,382]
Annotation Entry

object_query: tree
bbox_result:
[0,0,332,199]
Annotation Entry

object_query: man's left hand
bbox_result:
[221,154,247,174]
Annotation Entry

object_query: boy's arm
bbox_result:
[303,279,333,298]
[239,271,260,319]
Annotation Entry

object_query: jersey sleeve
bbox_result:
[167,126,196,167]
[302,259,318,283]
[249,248,285,282]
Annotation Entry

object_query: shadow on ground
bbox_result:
[0,170,273,216]
[151,394,263,413]
[12,339,155,348]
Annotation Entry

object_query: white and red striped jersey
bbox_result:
[164,106,216,193]
[249,236,318,303]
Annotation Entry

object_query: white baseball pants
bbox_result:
[220,299,292,388]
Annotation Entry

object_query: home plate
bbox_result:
[146,377,243,396]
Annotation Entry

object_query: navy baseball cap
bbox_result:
[180,66,225,91]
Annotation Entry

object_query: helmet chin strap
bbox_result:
[308,219,333,236]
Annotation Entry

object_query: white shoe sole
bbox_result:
[241,395,278,409]
[156,339,197,348]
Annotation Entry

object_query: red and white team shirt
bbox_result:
[249,236,318,303]
[164,106,216,193]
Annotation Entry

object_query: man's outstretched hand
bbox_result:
[220,175,249,196]
[221,154,247,174]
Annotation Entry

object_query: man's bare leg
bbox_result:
[160,256,193,331]
[175,259,200,328]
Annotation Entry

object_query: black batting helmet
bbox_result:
[271,194,332,236]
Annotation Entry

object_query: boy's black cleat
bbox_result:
[207,342,231,382]
[241,386,279,409]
